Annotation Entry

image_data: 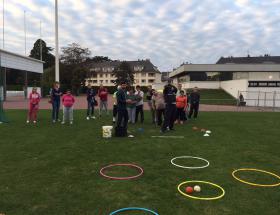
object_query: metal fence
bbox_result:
[238,90,280,110]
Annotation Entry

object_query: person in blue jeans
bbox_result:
[51,82,62,123]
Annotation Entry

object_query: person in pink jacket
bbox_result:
[61,89,75,125]
[27,87,41,124]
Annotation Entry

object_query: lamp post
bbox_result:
[55,0,59,82]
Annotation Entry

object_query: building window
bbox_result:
[148,73,155,77]
[111,80,114,83]
[105,80,108,83]
[100,80,103,83]
[105,74,108,78]
[99,74,103,78]
[141,80,146,83]
[148,79,154,83]
[134,66,144,72]
[141,73,146,77]
[93,80,97,83]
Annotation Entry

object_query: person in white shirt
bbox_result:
[135,85,144,123]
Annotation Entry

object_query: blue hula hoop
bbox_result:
[109,207,159,215]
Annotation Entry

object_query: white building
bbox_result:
[85,59,161,87]
[170,55,280,107]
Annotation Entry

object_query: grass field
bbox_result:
[0,110,279,215]
[198,89,236,105]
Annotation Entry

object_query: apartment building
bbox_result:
[85,59,161,86]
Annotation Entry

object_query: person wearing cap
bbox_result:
[188,87,200,119]
[161,78,177,132]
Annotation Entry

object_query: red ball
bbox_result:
[186,186,194,194]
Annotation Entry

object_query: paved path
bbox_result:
[3,96,278,112]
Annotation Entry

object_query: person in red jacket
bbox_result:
[98,84,108,116]
[175,90,187,124]
[27,87,41,124]
[61,90,75,125]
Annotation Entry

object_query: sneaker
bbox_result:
[61,121,65,125]
[70,121,73,125]
[33,121,37,124]
[180,121,184,125]
[86,117,90,120]
[91,116,96,119]
[52,120,56,123]
[26,120,30,124]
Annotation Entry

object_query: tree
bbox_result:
[85,56,112,63]
[61,43,91,65]
[112,61,134,86]
[29,39,55,69]
[60,43,91,95]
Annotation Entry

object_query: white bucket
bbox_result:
[102,126,113,138]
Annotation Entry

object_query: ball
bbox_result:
[194,185,201,192]
[186,186,194,194]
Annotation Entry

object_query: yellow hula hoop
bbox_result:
[232,168,280,187]
[177,180,225,200]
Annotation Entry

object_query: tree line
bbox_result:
[29,39,134,96]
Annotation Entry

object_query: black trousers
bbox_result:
[156,109,164,126]
[162,104,176,131]
[113,105,118,117]
[117,109,128,128]
[188,103,199,119]
[87,101,94,116]
[176,108,186,121]
[135,104,144,123]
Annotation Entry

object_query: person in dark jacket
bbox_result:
[161,78,177,132]
[86,85,96,120]
[51,82,62,123]
[116,82,129,130]
[188,87,200,119]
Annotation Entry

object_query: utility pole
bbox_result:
[40,20,42,61]
[55,0,59,82]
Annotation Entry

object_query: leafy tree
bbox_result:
[112,61,134,86]
[85,56,112,63]
[61,43,91,65]
[60,43,91,95]
[29,39,55,69]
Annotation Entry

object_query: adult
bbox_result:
[116,82,129,137]
[98,84,108,116]
[146,85,155,123]
[51,82,62,123]
[86,85,96,120]
[112,86,120,123]
[188,87,200,120]
[161,78,177,132]
[152,90,165,126]
[126,87,137,124]
[135,85,144,123]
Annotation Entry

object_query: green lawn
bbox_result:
[0,111,279,215]
[198,89,237,105]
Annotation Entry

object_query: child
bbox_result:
[176,90,187,124]
[98,84,109,116]
[62,90,75,125]
[126,88,137,124]
[27,87,41,124]
[86,85,96,120]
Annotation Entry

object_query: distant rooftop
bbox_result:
[216,55,280,64]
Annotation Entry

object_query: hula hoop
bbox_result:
[171,156,210,169]
[100,163,144,180]
[232,168,280,187]
[177,180,225,200]
[109,207,159,215]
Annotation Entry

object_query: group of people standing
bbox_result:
[26,81,201,135]
[114,79,201,136]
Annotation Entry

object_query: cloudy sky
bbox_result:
[1,0,280,71]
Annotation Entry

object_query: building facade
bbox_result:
[85,59,161,87]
